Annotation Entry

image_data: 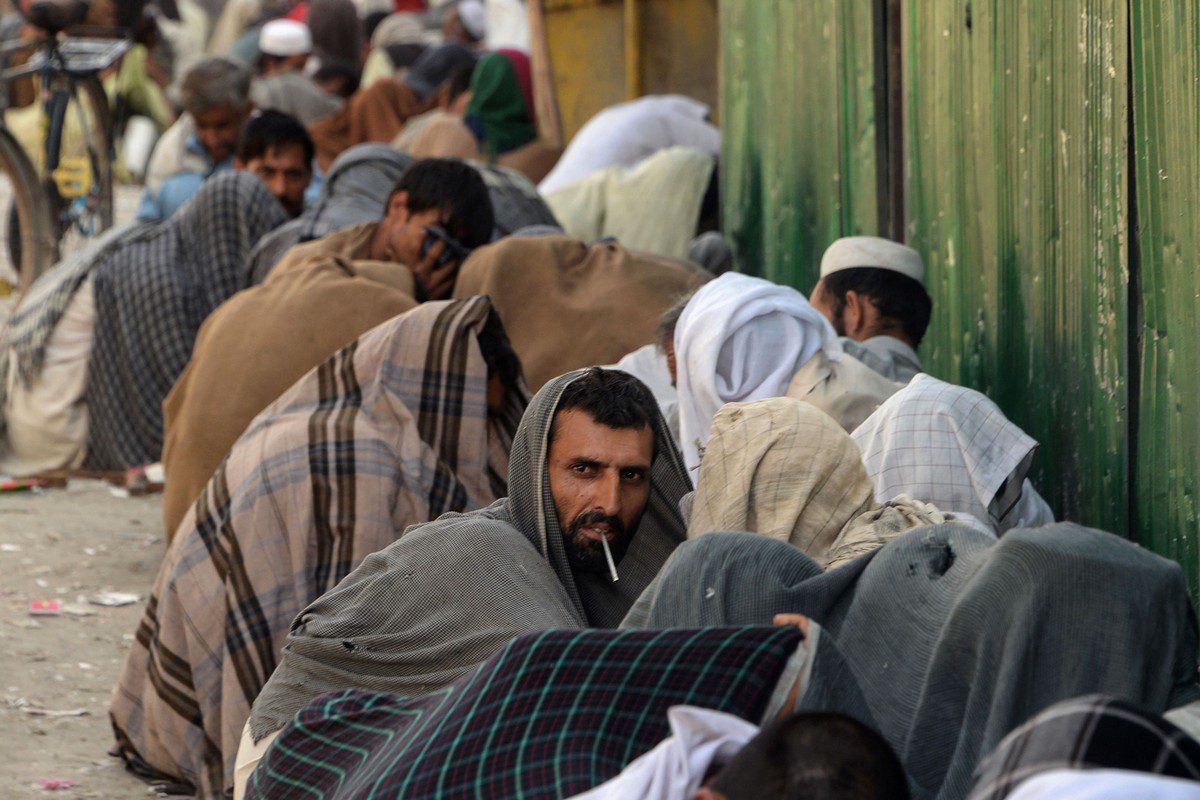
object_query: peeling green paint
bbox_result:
[904,0,1130,533]
[1131,0,1200,595]
[721,0,1130,533]
[721,0,1200,596]
[720,0,878,290]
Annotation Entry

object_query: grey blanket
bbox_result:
[244,144,560,285]
[248,368,691,738]
[624,524,1200,800]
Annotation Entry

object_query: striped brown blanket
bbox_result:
[109,298,527,798]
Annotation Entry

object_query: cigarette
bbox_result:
[600,535,619,583]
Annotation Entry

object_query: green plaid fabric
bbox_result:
[247,626,801,800]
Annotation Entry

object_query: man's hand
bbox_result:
[773,613,810,638]
[410,239,457,301]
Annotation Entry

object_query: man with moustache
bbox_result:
[232,367,691,795]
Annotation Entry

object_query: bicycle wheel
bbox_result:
[0,126,57,292]
[44,72,113,260]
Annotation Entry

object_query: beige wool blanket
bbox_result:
[161,223,417,537]
[688,397,956,568]
[453,235,706,391]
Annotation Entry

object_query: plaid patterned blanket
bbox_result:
[86,173,288,468]
[969,695,1200,799]
[247,626,802,800]
[111,298,526,797]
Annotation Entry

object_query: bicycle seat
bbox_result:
[18,0,92,35]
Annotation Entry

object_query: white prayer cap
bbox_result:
[259,19,313,58]
[457,0,487,41]
[820,236,925,288]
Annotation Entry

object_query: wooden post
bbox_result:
[623,0,643,99]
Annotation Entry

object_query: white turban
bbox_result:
[674,272,841,482]
[457,0,487,41]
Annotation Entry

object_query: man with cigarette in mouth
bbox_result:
[233,367,691,795]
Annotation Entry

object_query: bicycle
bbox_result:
[0,1,130,292]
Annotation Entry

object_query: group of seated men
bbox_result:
[0,9,1196,796]
[2,145,1195,798]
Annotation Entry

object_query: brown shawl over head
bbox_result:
[113,297,526,797]
[309,80,432,172]
[160,222,416,538]
[452,235,706,391]
[688,397,952,568]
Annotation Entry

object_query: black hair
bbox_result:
[445,61,476,103]
[709,713,911,800]
[655,290,696,353]
[312,59,361,98]
[362,10,389,41]
[477,310,524,394]
[389,158,495,249]
[384,42,428,70]
[237,109,315,167]
[551,368,658,445]
[822,267,933,347]
[696,156,720,234]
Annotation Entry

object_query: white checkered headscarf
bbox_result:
[851,373,1050,534]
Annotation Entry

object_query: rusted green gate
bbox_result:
[721,0,1200,594]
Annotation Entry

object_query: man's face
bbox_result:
[194,104,247,164]
[809,279,844,335]
[548,409,654,575]
[376,190,450,265]
[241,143,312,217]
[261,53,307,77]
[442,8,469,44]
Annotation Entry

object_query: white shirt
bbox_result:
[567,706,759,800]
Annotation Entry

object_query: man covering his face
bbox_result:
[159,158,494,537]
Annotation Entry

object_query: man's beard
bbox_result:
[563,509,637,575]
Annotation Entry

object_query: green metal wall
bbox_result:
[722,2,1200,587]
[722,0,1131,534]
[904,0,1130,531]
[720,0,877,291]
[1131,1,1200,592]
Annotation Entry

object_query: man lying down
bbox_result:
[232,367,692,796]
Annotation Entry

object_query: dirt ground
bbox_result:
[0,481,167,798]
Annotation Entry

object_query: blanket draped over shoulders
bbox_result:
[160,225,417,538]
[453,235,706,391]
[246,368,691,743]
[246,627,803,800]
[91,174,288,469]
[624,524,1200,800]
[111,298,526,798]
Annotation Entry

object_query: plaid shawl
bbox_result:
[626,524,1200,800]
[246,368,691,740]
[969,695,1200,799]
[110,298,526,798]
[246,626,802,800]
[85,173,288,469]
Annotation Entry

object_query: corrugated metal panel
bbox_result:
[720,0,877,288]
[903,0,1129,531]
[1131,1,1200,592]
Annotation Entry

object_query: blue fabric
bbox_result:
[136,134,234,222]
